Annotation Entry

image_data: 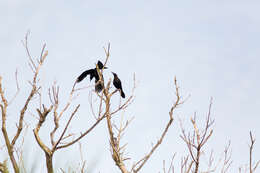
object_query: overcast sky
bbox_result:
[1,1,260,172]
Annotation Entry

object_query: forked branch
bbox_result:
[180,98,214,173]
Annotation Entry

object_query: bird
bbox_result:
[76,60,107,83]
[77,68,96,83]
[97,60,106,70]
[112,72,125,98]
[95,79,104,93]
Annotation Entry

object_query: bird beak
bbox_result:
[104,67,108,69]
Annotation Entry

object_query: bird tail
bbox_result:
[120,89,125,98]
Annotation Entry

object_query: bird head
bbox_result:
[111,72,117,77]
[97,60,107,69]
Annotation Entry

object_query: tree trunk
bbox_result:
[45,152,54,173]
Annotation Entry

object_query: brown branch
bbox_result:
[88,91,97,120]
[78,142,87,173]
[104,96,129,173]
[162,154,176,173]
[110,74,136,117]
[168,155,175,173]
[111,95,134,116]
[100,43,130,173]
[207,141,232,173]
[52,104,80,151]
[56,75,109,150]
[21,31,36,71]
[9,69,20,105]
[200,100,214,147]
[12,45,48,146]
[56,112,107,150]
[98,92,104,118]
[33,83,80,173]
[1,33,47,173]
[58,82,76,120]
[180,98,214,173]
[33,47,112,172]
[0,77,19,173]
[249,131,259,173]
[134,115,174,173]
[180,155,194,173]
[33,81,81,173]
[132,77,182,173]
[48,81,78,148]
[202,143,232,173]
[33,105,53,154]
[33,105,53,173]
[49,84,59,146]
[250,131,254,173]
[0,163,3,173]
[103,43,110,67]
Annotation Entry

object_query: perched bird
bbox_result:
[97,60,106,70]
[112,72,125,98]
[76,60,107,83]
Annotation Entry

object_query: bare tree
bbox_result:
[102,75,183,173]
[31,43,135,173]
[1,34,260,173]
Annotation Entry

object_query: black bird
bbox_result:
[95,80,104,93]
[97,60,106,69]
[112,72,125,98]
[76,60,107,83]
[77,68,95,82]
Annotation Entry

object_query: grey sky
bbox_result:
[1,1,260,172]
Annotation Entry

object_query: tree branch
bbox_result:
[52,104,80,151]
[180,98,214,173]
[249,131,259,173]
[12,45,48,146]
[132,77,182,173]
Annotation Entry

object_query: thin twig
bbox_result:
[9,69,20,105]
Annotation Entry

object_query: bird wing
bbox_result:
[92,69,100,81]
[77,69,95,82]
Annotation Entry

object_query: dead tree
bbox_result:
[0,37,186,173]
[4,35,259,173]
[76,44,184,173]
[31,44,133,172]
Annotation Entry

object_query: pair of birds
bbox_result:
[76,61,125,98]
